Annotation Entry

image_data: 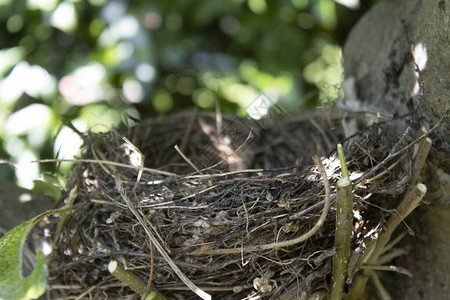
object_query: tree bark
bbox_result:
[342,0,449,299]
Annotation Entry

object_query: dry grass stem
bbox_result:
[174,144,202,174]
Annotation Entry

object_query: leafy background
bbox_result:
[0,0,378,189]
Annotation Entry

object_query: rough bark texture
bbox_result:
[343,0,449,147]
[342,0,450,299]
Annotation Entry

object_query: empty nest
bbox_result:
[46,109,417,299]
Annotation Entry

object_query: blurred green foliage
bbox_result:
[0,0,378,188]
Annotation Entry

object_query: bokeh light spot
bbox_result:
[248,0,267,14]
[27,0,58,11]
[34,23,52,41]
[0,47,25,77]
[59,63,106,105]
[0,62,56,105]
[112,15,140,39]
[123,78,144,103]
[144,11,162,30]
[136,63,156,83]
[101,1,126,24]
[51,1,78,32]
[16,150,39,189]
[193,88,216,109]
[7,15,24,33]
[314,0,336,29]
[5,103,53,136]
[220,15,239,35]
[291,0,308,9]
[54,121,86,160]
[153,90,173,113]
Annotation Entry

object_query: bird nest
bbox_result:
[45,109,424,299]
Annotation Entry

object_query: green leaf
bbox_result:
[32,179,62,200]
[0,206,71,300]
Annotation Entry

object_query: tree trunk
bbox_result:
[342,0,449,299]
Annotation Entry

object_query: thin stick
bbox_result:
[189,155,331,256]
[114,174,211,300]
[174,145,202,174]
[330,177,353,300]
[35,158,177,177]
[54,250,246,272]
[145,241,155,297]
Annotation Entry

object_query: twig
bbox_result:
[145,241,155,297]
[35,158,177,177]
[174,144,202,174]
[189,155,331,256]
[330,144,353,299]
[330,177,353,300]
[53,250,246,272]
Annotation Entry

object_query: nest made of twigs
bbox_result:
[46,109,414,299]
